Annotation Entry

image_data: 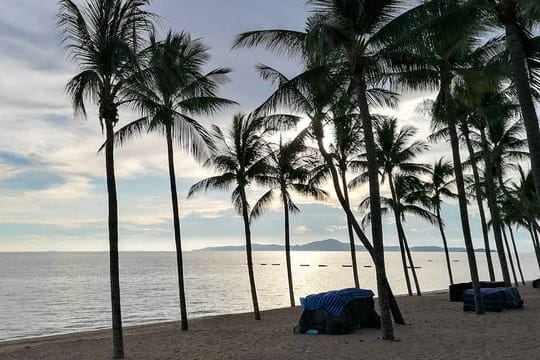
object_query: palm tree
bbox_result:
[251,137,328,306]
[57,1,154,357]
[360,174,437,293]
[188,114,272,320]
[107,31,235,331]
[465,91,524,287]
[470,0,540,210]
[484,106,528,287]
[352,117,429,296]
[509,168,540,271]
[328,100,365,288]
[231,50,405,328]
[426,158,457,285]
[390,0,512,311]
[304,1,417,337]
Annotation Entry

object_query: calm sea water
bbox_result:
[0,251,538,341]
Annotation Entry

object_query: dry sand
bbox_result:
[1,286,539,360]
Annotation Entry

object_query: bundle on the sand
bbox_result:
[295,288,381,335]
[449,281,506,302]
[463,287,524,312]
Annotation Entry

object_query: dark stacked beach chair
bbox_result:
[449,281,506,302]
[463,287,523,312]
[533,279,540,288]
[295,288,381,335]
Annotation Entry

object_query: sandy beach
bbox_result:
[1,286,538,360]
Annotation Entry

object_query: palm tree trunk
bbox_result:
[387,176,413,296]
[166,125,188,330]
[240,186,261,320]
[501,224,519,287]
[312,114,402,330]
[479,127,511,286]
[282,192,295,307]
[444,82,484,314]
[529,222,540,272]
[436,206,454,284]
[508,226,525,286]
[356,75,394,339]
[533,221,540,249]
[341,169,360,288]
[463,126,495,281]
[401,229,422,296]
[105,119,124,359]
[505,23,540,213]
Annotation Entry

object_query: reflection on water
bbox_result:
[0,251,538,341]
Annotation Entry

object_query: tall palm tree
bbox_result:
[509,168,540,271]
[464,91,524,286]
[471,0,540,209]
[390,0,510,311]
[57,1,154,357]
[231,49,405,328]
[426,158,457,284]
[251,137,328,306]
[107,32,235,331]
[188,114,272,320]
[352,117,429,296]
[485,106,528,287]
[360,174,437,293]
[329,100,365,288]
[304,0,417,337]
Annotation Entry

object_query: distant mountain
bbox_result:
[193,239,491,253]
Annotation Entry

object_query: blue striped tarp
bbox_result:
[300,288,375,317]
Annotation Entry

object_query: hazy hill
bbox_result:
[193,239,490,252]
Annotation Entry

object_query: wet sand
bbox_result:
[0,286,538,360]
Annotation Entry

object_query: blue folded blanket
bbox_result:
[300,288,375,317]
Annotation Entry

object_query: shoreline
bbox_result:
[0,287,450,344]
[1,286,538,359]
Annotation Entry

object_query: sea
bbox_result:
[0,251,538,342]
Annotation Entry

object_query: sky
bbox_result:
[0,0,536,252]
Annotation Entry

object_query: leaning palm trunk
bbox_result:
[282,193,295,307]
[463,126,495,281]
[312,115,403,331]
[341,170,360,288]
[166,125,189,330]
[528,222,540,271]
[104,117,124,359]
[388,175,418,296]
[444,82,484,314]
[356,76,395,339]
[479,127,511,286]
[240,186,261,320]
[435,206,454,284]
[508,226,526,286]
[505,23,540,213]
[501,225,519,287]
[401,229,421,296]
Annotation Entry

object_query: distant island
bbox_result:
[193,239,491,253]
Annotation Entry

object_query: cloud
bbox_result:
[294,225,308,235]
[326,225,347,232]
[0,0,535,254]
